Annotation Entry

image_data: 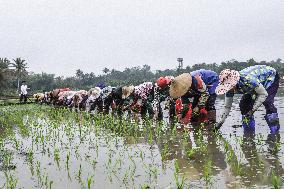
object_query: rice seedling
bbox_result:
[1,103,284,188]
[122,168,130,186]
[53,148,60,168]
[148,129,153,145]
[271,170,281,189]
[4,171,18,189]
[275,141,281,153]
[161,143,169,161]
[187,148,197,159]
[203,160,212,185]
[65,151,70,170]
[76,164,83,183]
[87,175,94,189]
[226,149,234,162]
[173,160,186,189]
[140,184,150,189]
[49,180,53,189]
[35,161,43,187]
[256,134,264,145]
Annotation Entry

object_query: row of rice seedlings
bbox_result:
[5,103,283,188]
[218,132,284,188]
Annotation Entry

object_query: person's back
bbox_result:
[238,65,276,91]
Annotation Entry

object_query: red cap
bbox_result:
[156,77,168,88]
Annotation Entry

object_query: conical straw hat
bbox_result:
[122,85,134,99]
[169,73,192,99]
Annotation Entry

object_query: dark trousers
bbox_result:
[239,73,279,115]
[90,99,103,112]
[141,101,154,117]
[113,99,124,116]
[104,97,113,114]
[20,94,27,103]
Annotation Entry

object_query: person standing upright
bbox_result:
[20,81,29,103]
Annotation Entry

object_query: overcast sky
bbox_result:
[1,0,283,76]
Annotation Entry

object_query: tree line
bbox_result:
[1,57,283,97]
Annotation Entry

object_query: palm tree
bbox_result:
[102,67,110,74]
[11,58,28,93]
[0,58,10,69]
[75,69,84,79]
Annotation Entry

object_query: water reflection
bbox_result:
[1,102,284,188]
[123,122,284,188]
[226,132,284,187]
[151,126,228,184]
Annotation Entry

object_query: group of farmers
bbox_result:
[31,65,280,134]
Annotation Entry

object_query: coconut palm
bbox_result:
[0,58,10,69]
[102,67,110,74]
[11,58,28,93]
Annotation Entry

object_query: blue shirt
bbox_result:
[190,69,219,94]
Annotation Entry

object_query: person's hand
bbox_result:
[199,108,207,119]
[164,100,170,108]
[213,122,223,132]
[192,106,199,116]
[181,106,189,118]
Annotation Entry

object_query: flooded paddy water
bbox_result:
[1,92,284,188]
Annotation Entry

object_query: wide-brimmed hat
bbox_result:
[215,69,240,95]
[169,73,192,99]
[91,87,101,95]
[122,85,134,99]
[87,87,102,99]
[102,86,113,98]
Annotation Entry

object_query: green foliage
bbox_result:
[174,160,186,189]
[1,57,283,97]
[272,170,281,189]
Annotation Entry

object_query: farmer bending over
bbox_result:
[121,85,136,115]
[215,65,280,134]
[154,76,175,120]
[170,70,219,123]
[134,82,155,118]
[189,69,219,122]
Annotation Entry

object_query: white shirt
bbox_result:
[21,85,28,95]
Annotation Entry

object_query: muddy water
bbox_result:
[0,96,284,189]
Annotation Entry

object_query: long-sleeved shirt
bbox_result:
[181,69,219,107]
[190,69,219,95]
[134,82,154,103]
[219,65,276,123]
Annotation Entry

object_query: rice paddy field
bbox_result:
[1,97,284,189]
